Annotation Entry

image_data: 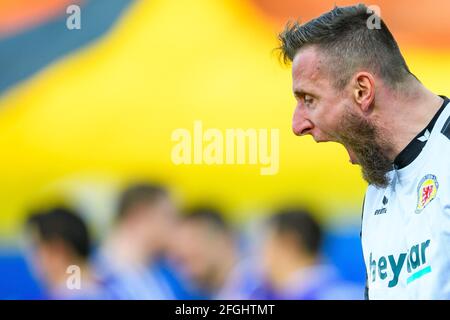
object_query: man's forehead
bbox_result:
[292,47,324,84]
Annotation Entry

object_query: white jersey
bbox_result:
[361,96,450,299]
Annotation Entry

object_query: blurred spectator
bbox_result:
[93,183,183,299]
[171,206,262,299]
[258,208,363,300]
[25,206,106,299]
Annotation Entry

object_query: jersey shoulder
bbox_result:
[440,112,450,141]
[431,110,450,167]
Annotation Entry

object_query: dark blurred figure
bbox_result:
[171,207,262,299]
[93,183,184,299]
[26,206,106,299]
[259,208,362,300]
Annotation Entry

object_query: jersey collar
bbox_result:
[393,95,449,170]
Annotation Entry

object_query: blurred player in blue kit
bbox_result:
[26,207,107,299]
[170,207,263,299]
[93,183,195,299]
[256,208,362,299]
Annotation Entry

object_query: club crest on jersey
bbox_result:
[415,174,439,214]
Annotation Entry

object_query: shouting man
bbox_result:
[279,4,450,299]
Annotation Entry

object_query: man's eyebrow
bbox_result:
[293,89,308,98]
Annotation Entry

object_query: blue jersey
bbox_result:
[252,265,363,300]
[92,251,174,300]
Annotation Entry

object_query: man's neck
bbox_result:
[376,80,444,161]
[50,260,92,292]
[273,254,317,290]
[206,248,238,293]
[104,228,154,269]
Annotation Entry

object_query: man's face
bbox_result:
[291,47,392,187]
[132,197,177,253]
[291,47,349,145]
[27,234,71,289]
[261,229,287,286]
[170,220,225,290]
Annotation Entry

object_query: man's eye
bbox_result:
[304,95,314,105]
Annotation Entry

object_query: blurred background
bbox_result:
[0,0,449,299]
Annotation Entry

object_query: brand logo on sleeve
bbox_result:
[415,174,438,214]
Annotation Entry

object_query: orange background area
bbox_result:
[251,0,450,49]
[0,0,83,36]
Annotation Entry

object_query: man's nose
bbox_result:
[292,105,313,136]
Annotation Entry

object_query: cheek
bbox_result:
[262,240,276,266]
[316,106,345,137]
[36,247,55,276]
[188,246,209,275]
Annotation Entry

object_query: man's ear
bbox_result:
[352,72,375,114]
